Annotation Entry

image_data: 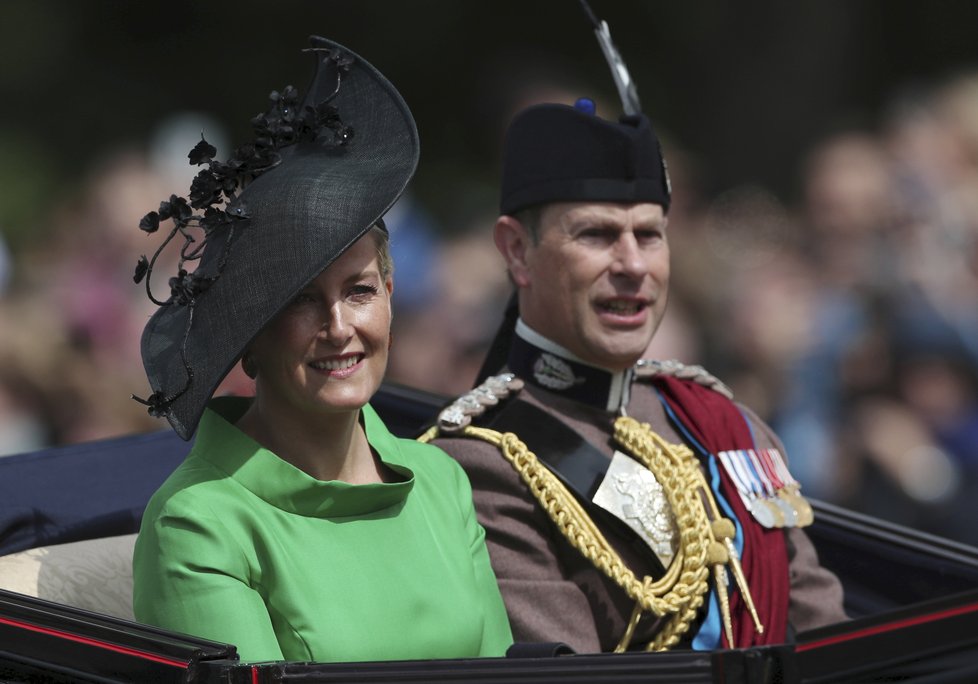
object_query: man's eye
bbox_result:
[635,230,663,243]
[578,228,614,241]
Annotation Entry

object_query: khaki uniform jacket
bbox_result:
[433,375,847,653]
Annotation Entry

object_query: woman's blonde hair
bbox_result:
[369,223,393,281]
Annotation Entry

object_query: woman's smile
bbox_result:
[309,353,365,377]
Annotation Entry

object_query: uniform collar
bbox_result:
[508,319,632,413]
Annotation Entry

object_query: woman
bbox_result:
[131,36,512,663]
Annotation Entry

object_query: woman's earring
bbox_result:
[242,352,258,379]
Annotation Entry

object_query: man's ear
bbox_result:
[493,215,532,288]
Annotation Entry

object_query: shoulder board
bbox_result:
[633,359,734,400]
[435,373,525,434]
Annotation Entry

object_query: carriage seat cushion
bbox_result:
[0,533,137,621]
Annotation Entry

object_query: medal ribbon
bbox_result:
[750,449,796,527]
[720,450,781,529]
[755,449,785,491]
[768,448,797,488]
[744,450,777,498]
[719,451,760,510]
[765,448,814,527]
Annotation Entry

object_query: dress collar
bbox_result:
[194,397,414,518]
[508,319,632,413]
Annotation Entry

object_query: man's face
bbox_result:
[511,201,669,371]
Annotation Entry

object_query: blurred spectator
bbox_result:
[0,231,10,296]
[0,300,49,456]
[386,226,510,395]
[765,133,898,498]
[384,193,441,315]
[0,113,237,451]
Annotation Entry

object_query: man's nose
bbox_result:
[611,233,648,278]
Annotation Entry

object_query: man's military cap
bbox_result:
[498,100,671,215]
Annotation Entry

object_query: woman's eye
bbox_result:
[291,292,316,306]
[349,283,379,298]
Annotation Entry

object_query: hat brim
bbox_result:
[140,37,419,439]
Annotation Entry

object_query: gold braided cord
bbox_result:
[611,416,714,650]
[428,422,714,652]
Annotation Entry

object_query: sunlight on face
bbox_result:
[248,234,394,420]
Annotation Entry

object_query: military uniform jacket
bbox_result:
[432,352,846,654]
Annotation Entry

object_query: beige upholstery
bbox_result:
[0,534,137,621]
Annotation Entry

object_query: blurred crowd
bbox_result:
[2,70,978,546]
[657,71,978,544]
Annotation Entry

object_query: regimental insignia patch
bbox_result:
[593,450,679,566]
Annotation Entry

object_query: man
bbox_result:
[426,99,846,653]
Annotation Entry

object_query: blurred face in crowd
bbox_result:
[247,230,393,420]
[496,201,670,371]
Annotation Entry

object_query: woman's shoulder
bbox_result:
[142,449,240,522]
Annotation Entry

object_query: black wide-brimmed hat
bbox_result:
[134,36,419,440]
[498,101,671,216]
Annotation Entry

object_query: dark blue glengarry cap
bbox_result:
[499,102,671,215]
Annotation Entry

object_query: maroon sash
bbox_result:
[654,376,790,647]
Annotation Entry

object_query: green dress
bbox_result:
[133,397,512,663]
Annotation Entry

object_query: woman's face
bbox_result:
[248,234,393,418]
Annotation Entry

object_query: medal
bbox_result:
[773,494,798,527]
[718,450,784,528]
[746,449,797,527]
[764,448,814,528]
[748,497,778,529]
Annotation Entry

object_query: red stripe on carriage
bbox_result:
[0,615,189,668]
[797,601,978,652]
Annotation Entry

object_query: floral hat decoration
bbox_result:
[134,36,419,440]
